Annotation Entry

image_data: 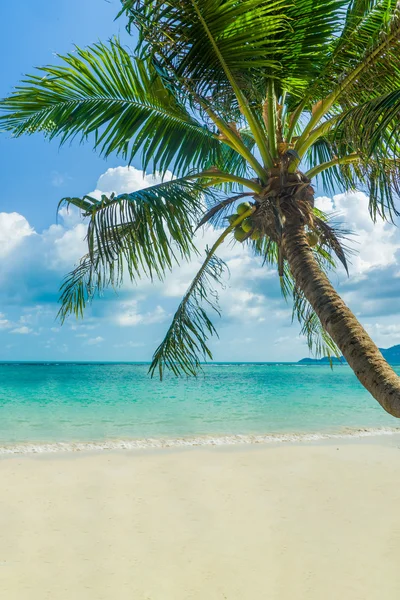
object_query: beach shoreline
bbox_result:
[0,426,400,456]
[1,438,400,599]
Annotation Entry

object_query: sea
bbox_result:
[0,362,399,454]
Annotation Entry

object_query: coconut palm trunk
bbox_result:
[284,219,400,418]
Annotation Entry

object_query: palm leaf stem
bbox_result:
[266,80,278,160]
[286,100,306,144]
[194,170,263,193]
[153,45,267,180]
[189,0,272,174]
[289,116,339,172]
[202,104,266,181]
[305,153,361,180]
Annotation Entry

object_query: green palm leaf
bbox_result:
[293,284,340,361]
[251,214,347,361]
[149,251,226,379]
[299,0,396,102]
[123,0,347,102]
[0,40,242,176]
[58,177,211,321]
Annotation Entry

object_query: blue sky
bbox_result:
[1,0,400,363]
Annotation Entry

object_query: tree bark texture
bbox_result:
[283,221,400,418]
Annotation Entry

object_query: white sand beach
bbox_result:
[1,439,400,599]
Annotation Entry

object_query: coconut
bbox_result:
[307,231,319,247]
[237,201,251,215]
[234,227,248,242]
[250,229,261,241]
[242,218,253,233]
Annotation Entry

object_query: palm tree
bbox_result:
[2,0,400,415]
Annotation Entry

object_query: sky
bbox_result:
[1,0,400,363]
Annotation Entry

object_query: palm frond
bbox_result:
[122,0,348,115]
[149,207,257,379]
[196,192,253,230]
[305,137,344,193]
[253,237,340,357]
[314,217,350,274]
[58,178,209,321]
[334,90,400,157]
[0,39,241,176]
[58,254,102,323]
[303,0,397,102]
[149,251,227,379]
[293,285,340,361]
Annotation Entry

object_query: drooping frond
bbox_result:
[251,235,340,360]
[149,207,256,378]
[149,251,227,379]
[0,39,243,176]
[58,254,101,323]
[313,216,350,274]
[293,284,340,360]
[58,178,210,321]
[196,192,253,230]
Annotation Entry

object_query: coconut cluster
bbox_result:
[228,202,262,242]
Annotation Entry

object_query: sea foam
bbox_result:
[1,427,399,455]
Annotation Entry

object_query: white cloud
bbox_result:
[0,212,34,258]
[51,171,68,188]
[113,341,145,348]
[92,166,173,197]
[0,313,11,329]
[57,206,83,228]
[115,300,167,327]
[11,326,32,335]
[224,289,266,319]
[274,335,290,345]
[42,222,87,271]
[315,191,398,273]
[86,336,104,345]
[69,322,98,331]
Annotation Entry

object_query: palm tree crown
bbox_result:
[2,0,400,399]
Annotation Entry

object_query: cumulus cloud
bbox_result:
[115,300,167,327]
[113,341,146,349]
[313,190,400,323]
[11,326,32,335]
[315,191,398,273]
[0,212,34,258]
[0,313,12,330]
[90,165,173,199]
[86,336,104,345]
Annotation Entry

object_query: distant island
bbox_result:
[298,344,400,365]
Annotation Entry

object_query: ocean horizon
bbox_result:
[1,361,400,454]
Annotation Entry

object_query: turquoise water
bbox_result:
[0,362,399,451]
